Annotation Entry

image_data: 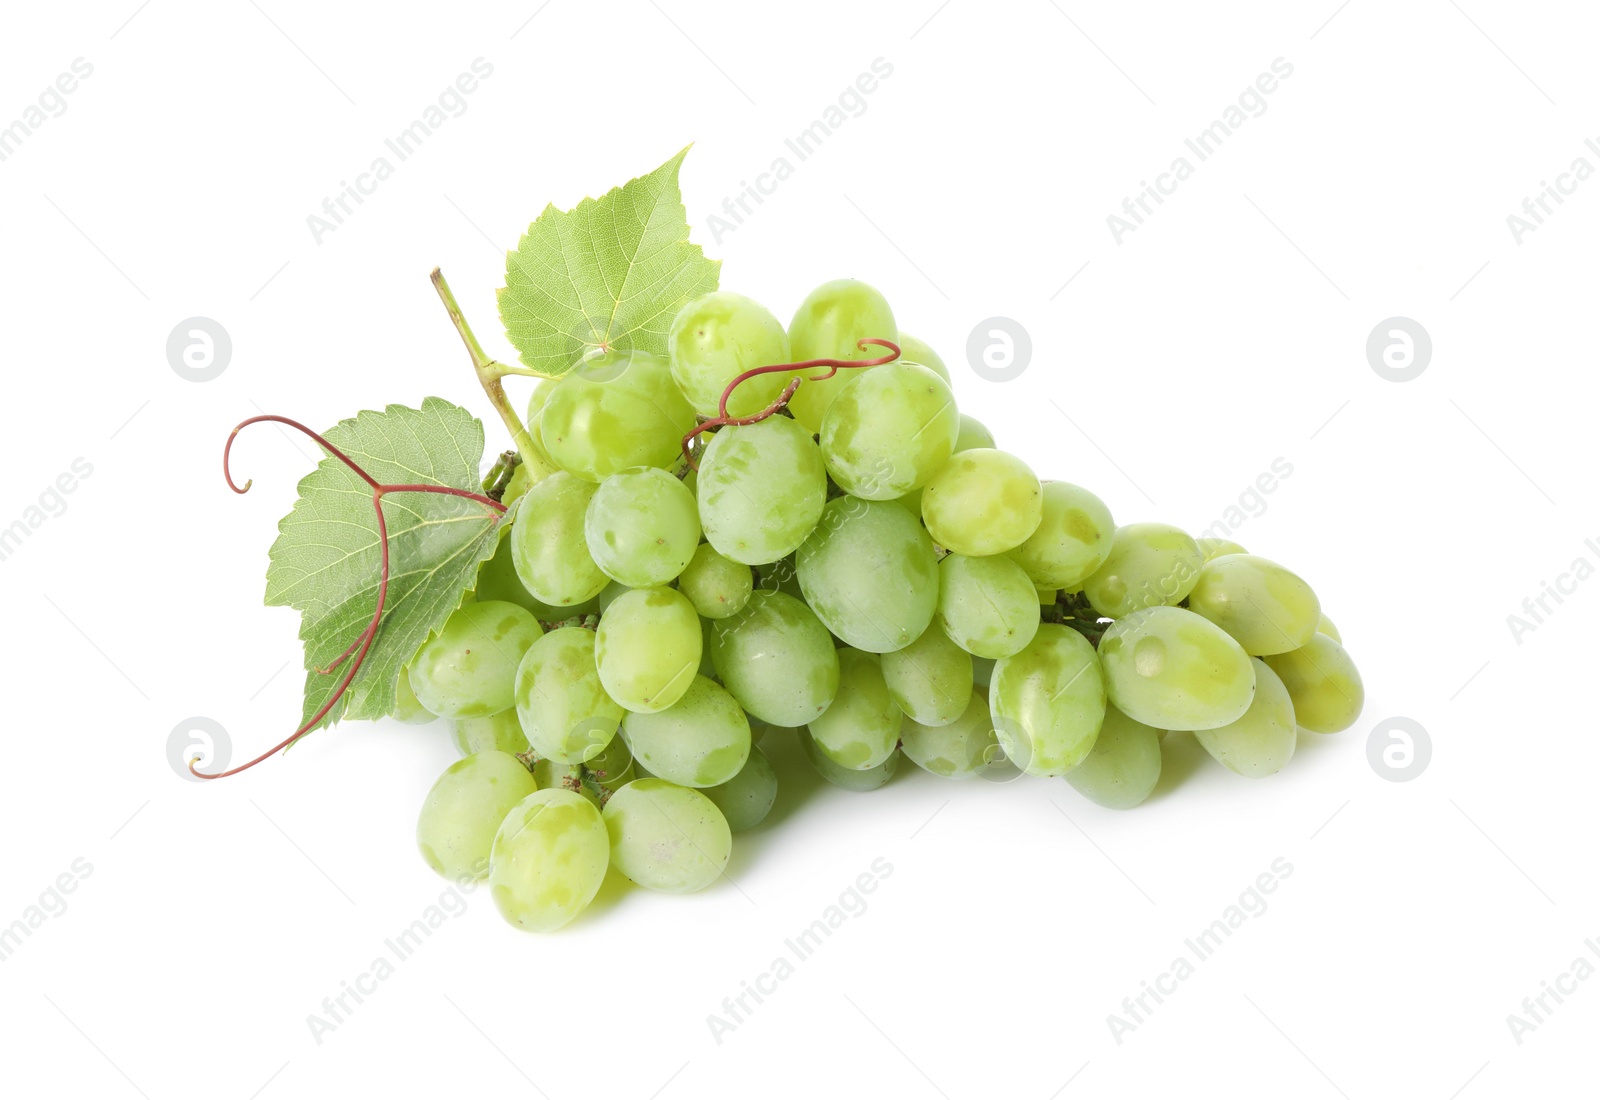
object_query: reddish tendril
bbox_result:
[197,414,506,780]
[680,337,901,469]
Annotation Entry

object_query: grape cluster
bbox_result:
[397,279,1365,933]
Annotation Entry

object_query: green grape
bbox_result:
[510,472,609,607]
[1197,536,1248,562]
[668,291,795,417]
[954,413,994,452]
[1316,611,1341,643]
[1186,553,1320,656]
[622,675,751,787]
[595,587,702,713]
[921,449,1043,556]
[880,622,973,726]
[1099,606,1255,731]
[596,580,633,615]
[417,751,537,880]
[894,331,951,384]
[787,279,897,431]
[1081,522,1203,619]
[525,377,555,435]
[703,746,777,832]
[452,709,529,756]
[475,526,597,621]
[533,743,636,807]
[678,543,754,619]
[584,466,701,587]
[991,624,1106,776]
[697,616,717,678]
[796,498,939,652]
[408,601,542,719]
[937,553,1041,659]
[709,591,840,726]
[1035,585,1057,606]
[807,650,900,770]
[755,554,804,599]
[1064,705,1162,809]
[698,417,827,565]
[800,729,900,791]
[1193,658,1296,776]
[900,690,1000,779]
[514,627,624,763]
[391,664,436,724]
[819,362,959,499]
[539,350,696,481]
[1263,634,1364,734]
[1006,481,1115,590]
[489,789,610,932]
[603,779,732,893]
[580,735,635,789]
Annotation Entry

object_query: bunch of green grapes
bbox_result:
[396,276,1363,934]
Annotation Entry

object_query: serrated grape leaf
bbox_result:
[497,146,720,377]
[265,399,507,732]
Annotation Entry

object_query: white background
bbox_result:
[0,1,1593,1097]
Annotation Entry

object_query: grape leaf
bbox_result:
[497,146,720,378]
[264,399,507,732]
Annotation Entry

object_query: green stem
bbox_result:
[430,267,559,482]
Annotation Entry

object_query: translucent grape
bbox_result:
[391,665,436,724]
[678,543,754,619]
[1186,553,1320,656]
[895,331,951,384]
[417,751,538,880]
[1081,522,1203,619]
[807,650,900,770]
[595,587,702,713]
[408,601,542,719]
[991,624,1106,776]
[1064,705,1162,809]
[936,553,1041,659]
[900,690,1000,779]
[921,448,1043,556]
[1193,658,1296,776]
[452,709,529,756]
[800,730,900,791]
[1197,536,1248,562]
[1263,634,1364,734]
[698,417,827,565]
[596,580,632,614]
[954,413,994,452]
[702,745,777,832]
[709,591,841,725]
[603,779,732,893]
[510,472,609,607]
[796,498,939,653]
[622,675,751,787]
[490,789,610,932]
[755,553,804,599]
[1006,481,1115,590]
[819,362,958,499]
[786,278,897,432]
[1099,606,1255,731]
[584,466,701,587]
[534,736,636,806]
[1316,611,1341,642]
[514,627,624,762]
[538,350,696,481]
[475,527,597,620]
[880,622,973,727]
[668,291,794,417]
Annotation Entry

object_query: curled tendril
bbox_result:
[200,415,506,780]
[680,337,901,468]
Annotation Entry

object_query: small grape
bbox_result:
[702,746,778,832]
[1064,706,1163,809]
[1099,606,1255,731]
[991,624,1106,776]
[1193,658,1297,776]
[1081,523,1203,619]
[807,650,900,770]
[407,601,542,719]
[584,466,701,587]
[604,779,732,893]
[921,449,1043,556]
[417,751,537,881]
[595,587,702,713]
[1263,634,1364,734]
[787,279,897,432]
[678,543,754,619]
[490,789,610,932]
